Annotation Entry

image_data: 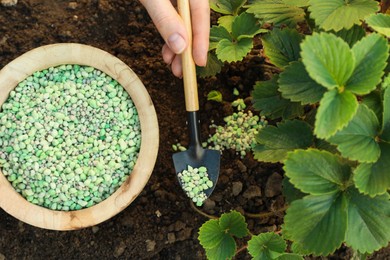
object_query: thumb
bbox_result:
[140,0,188,54]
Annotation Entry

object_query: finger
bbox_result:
[162,44,176,65]
[189,0,210,66]
[140,0,188,54]
[171,55,183,78]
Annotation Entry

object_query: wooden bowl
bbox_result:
[0,43,159,230]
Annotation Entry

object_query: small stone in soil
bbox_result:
[174,221,186,231]
[218,175,229,185]
[167,233,176,244]
[91,226,99,234]
[212,193,223,202]
[243,185,262,199]
[18,221,25,233]
[265,172,283,197]
[232,181,243,196]
[68,2,77,9]
[145,240,156,252]
[177,227,193,241]
[113,242,126,258]
[236,160,247,173]
[202,199,216,211]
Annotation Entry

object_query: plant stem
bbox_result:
[275,229,282,235]
[303,11,314,34]
[261,64,282,73]
[381,0,390,13]
[235,245,248,256]
[190,201,218,219]
[244,205,288,218]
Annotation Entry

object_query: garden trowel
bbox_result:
[172,0,220,198]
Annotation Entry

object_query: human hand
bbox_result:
[140,0,210,77]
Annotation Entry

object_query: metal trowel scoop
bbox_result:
[172,0,221,198]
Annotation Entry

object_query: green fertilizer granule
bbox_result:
[0,64,141,211]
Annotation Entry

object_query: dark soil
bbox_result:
[0,1,389,259]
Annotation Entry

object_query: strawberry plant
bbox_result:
[253,0,390,257]
[197,0,267,77]
[197,0,390,258]
[198,211,303,260]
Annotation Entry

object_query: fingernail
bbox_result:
[200,54,208,67]
[168,33,186,54]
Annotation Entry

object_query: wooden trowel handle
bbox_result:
[177,0,199,112]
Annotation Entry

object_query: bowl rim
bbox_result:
[0,43,159,230]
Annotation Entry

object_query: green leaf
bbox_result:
[301,33,355,90]
[278,61,326,104]
[362,90,383,126]
[198,212,246,260]
[248,232,286,260]
[327,104,381,163]
[308,0,379,32]
[382,73,390,89]
[198,220,225,249]
[210,0,247,15]
[382,87,390,142]
[284,149,351,195]
[282,177,306,204]
[254,120,314,163]
[366,13,390,37]
[252,76,303,120]
[210,25,232,51]
[219,210,249,238]
[285,0,309,7]
[304,107,317,127]
[205,235,236,260]
[333,25,366,47]
[246,0,306,27]
[281,102,304,120]
[346,34,389,95]
[197,52,223,78]
[354,142,390,196]
[283,193,348,256]
[276,254,304,260]
[198,211,249,260]
[345,188,390,253]
[261,28,302,69]
[218,15,235,33]
[232,12,265,40]
[314,138,339,155]
[289,242,308,255]
[314,89,358,139]
[216,38,253,62]
[252,77,286,118]
[207,90,223,102]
